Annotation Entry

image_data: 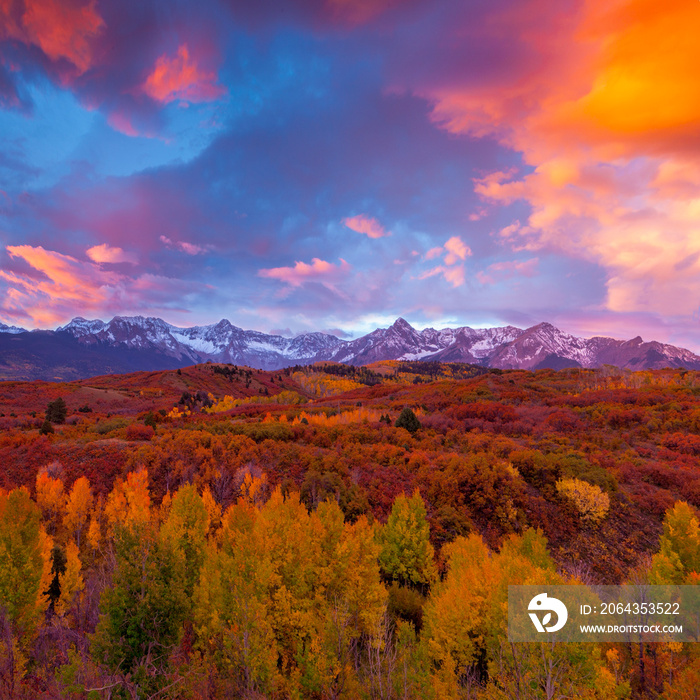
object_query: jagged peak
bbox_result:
[391,317,415,331]
[57,317,106,332]
[529,321,559,332]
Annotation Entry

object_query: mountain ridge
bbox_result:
[1,314,699,380]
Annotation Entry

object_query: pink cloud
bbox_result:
[418,264,465,288]
[0,0,104,76]
[419,236,471,287]
[86,243,137,264]
[141,44,226,105]
[107,111,141,138]
[443,235,471,264]
[259,257,350,288]
[342,214,390,238]
[477,258,539,285]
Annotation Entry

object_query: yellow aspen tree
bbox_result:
[104,469,151,533]
[55,541,84,618]
[63,477,93,548]
[422,534,495,680]
[378,489,437,588]
[160,484,209,598]
[0,488,52,641]
[194,500,279,697]
[201,485,222,536]
[35,472,65,536]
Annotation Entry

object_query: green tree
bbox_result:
[378,489,436,588]
[46,397,67,424]
[395,407,421,434]
[650,501,700,584]
[91,521,187,694]
[0,487,50,638]
[160,484,208,599]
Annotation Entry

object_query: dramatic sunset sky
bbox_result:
[1,0,699,346]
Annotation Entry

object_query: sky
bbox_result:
[1,0,700,347]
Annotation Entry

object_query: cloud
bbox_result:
[141,44,226,104]
[160,235,206,255]
[342,214,390,238]
[418,263,465,288]
[86,243,137,264]
[259,257,350,289]
[408,0,700,318]
[1,244,120,325]
[0,0,104,75]
[0,244,197,326]
[443,235,471,264]
[419,235,471,287]
[477,257,538,285]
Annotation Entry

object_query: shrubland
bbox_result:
[0,361,698,697]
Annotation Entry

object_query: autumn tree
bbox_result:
[35,472,65,536]
[160,484,209,599]
[378,489,436,588]
[0,488,51,639]
[0,488,52,697]
[63,477,93,548]
[650,501,700,584]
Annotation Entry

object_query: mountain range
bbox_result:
[1,315,699,381]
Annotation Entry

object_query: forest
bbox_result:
[0,360,698,699]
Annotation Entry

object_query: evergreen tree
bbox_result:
[395,407,421,434]
[46,397,67,424]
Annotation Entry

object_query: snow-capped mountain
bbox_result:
[57,315,343,369]
[0,322,26,334]
[2,315,700,380]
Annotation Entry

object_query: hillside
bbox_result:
[2,361,699,581]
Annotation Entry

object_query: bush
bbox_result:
[39,419,54,435]
[126,424,155,441]
[556,478,610,524]
[92,417,129,436]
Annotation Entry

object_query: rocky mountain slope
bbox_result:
[1,315,699,380]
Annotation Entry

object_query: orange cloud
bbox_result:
[107,111,140,138]
[0,0,104,75]
[86,244,137,264]
[0,245,193,326]
[259,257,350,288]
[1,245,119,324]
[421,0,700,316]
[141,44,226,104]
